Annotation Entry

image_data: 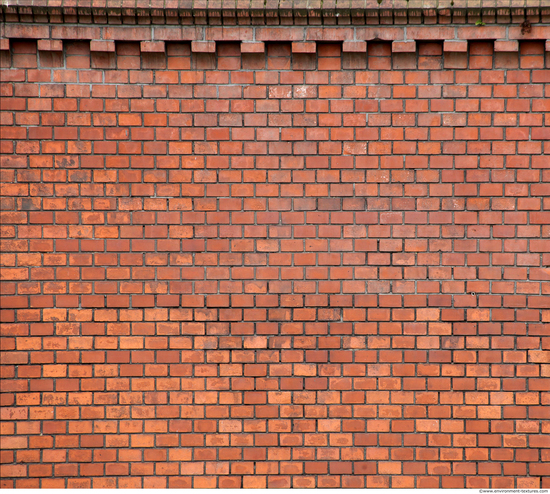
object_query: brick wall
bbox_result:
[1,2,550,489]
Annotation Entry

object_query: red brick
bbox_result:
[1,12,549,490]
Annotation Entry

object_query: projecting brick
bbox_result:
[443,40,468,52]
[292,42,316,53]
[140,41,166,53]
[90,40,115,53]
[37,40,63,52]
[342,41,367,53]
[392,40,416,53]
[240,41,265,53]
[494,40,519,52]
[191,41,216,53]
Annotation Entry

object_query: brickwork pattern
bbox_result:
[1,32,550,489]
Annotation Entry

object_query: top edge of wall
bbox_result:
[2,0,550,27]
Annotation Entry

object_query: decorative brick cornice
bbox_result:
[2,24,550,54]
[1,0,550,25]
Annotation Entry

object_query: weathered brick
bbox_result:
[0,5,548,490]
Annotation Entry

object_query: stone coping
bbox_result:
[1,0,550,8]
[1,0,550,26]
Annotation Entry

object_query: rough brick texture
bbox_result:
[1,3,550,490]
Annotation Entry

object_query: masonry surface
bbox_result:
[1,1,550,489]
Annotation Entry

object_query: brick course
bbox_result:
[1,2,550,489]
